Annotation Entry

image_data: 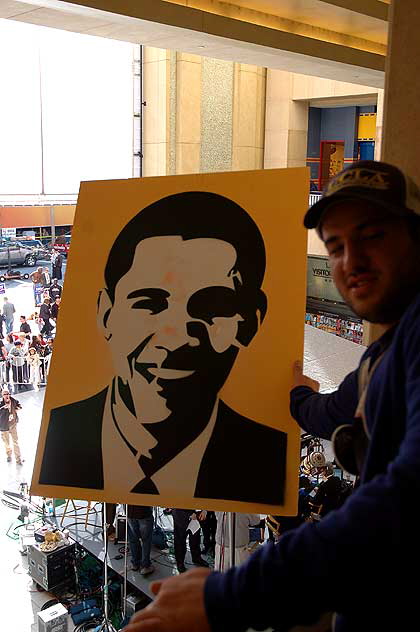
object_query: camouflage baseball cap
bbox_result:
[304,160,420,232]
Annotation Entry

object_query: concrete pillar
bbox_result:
[232,63,266,171]
[143,47,170,177]
[264,69,308,170]
[364,0,420,346]
[374,89,384,160]
[175,52,202,174]
[382,0,420,182]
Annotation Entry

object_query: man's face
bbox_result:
[2,392,10,400]
[322,201,420,323]
[100,236,256,420]
[20,317,24,323]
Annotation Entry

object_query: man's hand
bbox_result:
[123,568,212,632]
[292,360,320,391]
[197,510,207,521]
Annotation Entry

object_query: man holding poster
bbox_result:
[124,162,420,632]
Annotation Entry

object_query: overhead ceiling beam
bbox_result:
[318,0,388,21]
[2,0,385,86]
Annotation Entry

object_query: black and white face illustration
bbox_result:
[97,192,267,426]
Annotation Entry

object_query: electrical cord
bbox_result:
[41,598,60,611]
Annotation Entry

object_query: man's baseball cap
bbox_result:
[304,160,420,233]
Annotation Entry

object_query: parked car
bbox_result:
[15,239,50,260]
[0,240,38,267]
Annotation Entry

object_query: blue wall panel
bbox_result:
[307,108,321,157]
[359,105,377,114]
[320,107,358,159]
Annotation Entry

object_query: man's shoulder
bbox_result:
[217,400,287,440]
[198,401,288,504]
[49,388,108,426]
[41,389,107,489]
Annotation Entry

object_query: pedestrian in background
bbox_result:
[52,252,63,280]
[3,297,15,334]
[27,347,41,390]
[49,279,63,301]
[172,509,209,574]
[0,389,23,464]
[29,267,44,307]
[39,298,53,338]
[127,505,155,576]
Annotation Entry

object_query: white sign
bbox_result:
[1,228,16,238]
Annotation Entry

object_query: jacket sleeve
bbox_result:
[289,368,359,439]
[204,302,420,631]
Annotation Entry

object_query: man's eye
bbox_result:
[131,298,168,314]
[362,230,385,241]
[328,244,343,256]
[187,287,239,324]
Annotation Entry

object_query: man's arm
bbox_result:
[290,360,360,439]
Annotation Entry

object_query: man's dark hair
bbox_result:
[105,191,265,297]
[20,315,26,320]
[104,191,267,345]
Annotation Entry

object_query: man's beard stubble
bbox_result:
[346,259,420,324]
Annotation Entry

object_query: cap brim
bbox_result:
[304,191,411,230]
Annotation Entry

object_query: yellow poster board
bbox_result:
[31,167,309,515]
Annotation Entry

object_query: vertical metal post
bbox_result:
[50,206,55,243]
[98,502,117,632]
[38,43,45,196]
[122,504,129,619]
[132,44,144,178]
[228,513,236,569]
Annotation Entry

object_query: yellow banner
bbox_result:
[31,168,308,515]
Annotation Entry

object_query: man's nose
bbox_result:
[342,239,369,274]
[153,308,202,350]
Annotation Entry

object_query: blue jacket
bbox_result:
[205,290,420,631]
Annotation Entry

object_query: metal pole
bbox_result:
[97,502,117,632]
[228,513,236,569]
[139,44,144,178]
[50,206,56,244]
[122,504,129,619]
[38,44,45,196]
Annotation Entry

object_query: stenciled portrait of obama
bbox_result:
[38,191,288,506]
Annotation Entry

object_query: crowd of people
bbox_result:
[0,278,61,392]
[0,261,63,467]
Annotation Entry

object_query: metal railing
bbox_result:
[309,192,322,207]
[0,354,52,388]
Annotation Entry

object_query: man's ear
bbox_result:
[236,289,267,347]
[97,289,113,341]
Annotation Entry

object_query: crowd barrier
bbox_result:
[0,353,52,388]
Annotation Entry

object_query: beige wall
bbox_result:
[264,70,308,170]
[176,52,202,174]
[200,58,234,173]
[263,70,383,254]
[143,46,266,176]
[143,47,171,177]
[232,64,266,171]
[291,73,379,101]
